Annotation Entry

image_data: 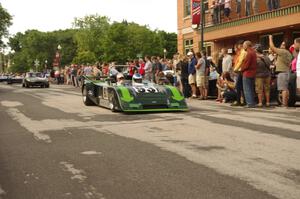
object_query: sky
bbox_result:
[1,0,177,36]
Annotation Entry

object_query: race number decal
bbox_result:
[133,86,158,93]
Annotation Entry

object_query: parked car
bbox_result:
[22,72,49,88]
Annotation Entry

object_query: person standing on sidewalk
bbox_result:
[294,38,300,91]
[254,44,272,107]
[177,55,191,98]
[144,56,152,82]
[269,35,293,107]
[241,41,257,108]
[187,51,197,98]
[195,52,206,100]
[232,40,247,106]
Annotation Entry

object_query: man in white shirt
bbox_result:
[221,48,233,73]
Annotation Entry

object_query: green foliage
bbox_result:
[9,29,77,73]
[72,51,96,64]
[8,14,178,72]
[0,3,12,46]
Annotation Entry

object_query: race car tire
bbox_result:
[22,83,25,87]
[108,91,119,112]
[82,86,94,106]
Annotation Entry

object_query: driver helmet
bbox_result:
[132,73,143,84]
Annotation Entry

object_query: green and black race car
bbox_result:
[82,75,188,112]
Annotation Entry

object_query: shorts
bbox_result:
[277,72,289,91]
[188,74,196,85]
[196,74,208,88]
[255,77,271,94]
[224,8,231,17]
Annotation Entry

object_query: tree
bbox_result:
[0,3,12,46]
[73,15,110,62]
[8,29,78,72]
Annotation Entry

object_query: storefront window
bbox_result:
[184,39,193,54]
[184,0,191,17]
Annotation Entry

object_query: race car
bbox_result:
[81,74,188,112]
[22,72,49,88]
[7,75,23,84]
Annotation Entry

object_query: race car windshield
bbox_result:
[134,79,143,83]
[28,73,43,78]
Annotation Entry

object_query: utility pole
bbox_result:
[200,0,205,51]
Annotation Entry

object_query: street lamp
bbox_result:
[57,45,62,70]
[163,49,167,59]
[44,60,48,71]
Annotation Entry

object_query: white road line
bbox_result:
[81,151,102,155]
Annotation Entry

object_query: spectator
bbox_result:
[202,51,210,99]
[153,57,163,83]
[245,0,251,16]
[221,48,233,74]
[109,63,119,78]
[211,1,219,24]
[216,52,224,74]
[177,55,191,98]
[102,63,109,76]
[218,0,225,23]
[294,38,300,90]
[252,0,259,15]
[139,58,145,76]
[84,65,93,76]
[236,0,242,18]
[144,56,152,81]
[195,52,207,100]
[232,40,247,106]
[224,0,231,21]
[272,0,280,10]
[187,51,197,98]
[266,0,273,11]
[222,72,237,103]
[254,44,272,107]
[241,41,257,108]
[269,35,293,107]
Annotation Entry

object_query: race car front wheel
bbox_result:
[82,86,94,106]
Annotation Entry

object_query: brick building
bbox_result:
[177,0,300,62]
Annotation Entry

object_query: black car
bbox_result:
[22,72,49,88]
[0,75,8,82]
[7,75,23,84]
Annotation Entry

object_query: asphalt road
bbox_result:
[0,83,299,199]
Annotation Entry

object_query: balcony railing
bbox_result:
[204,3,300,33]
